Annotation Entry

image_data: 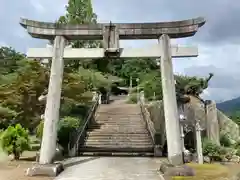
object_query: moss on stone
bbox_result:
[171,163,229,180]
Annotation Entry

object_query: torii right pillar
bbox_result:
[159,34,183,165]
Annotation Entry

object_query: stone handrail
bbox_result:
[139,92,156,145]
[68,95,100,156]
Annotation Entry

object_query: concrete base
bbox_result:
[169,153,184,166]
[26,163,64,177]
[154,146,163,157]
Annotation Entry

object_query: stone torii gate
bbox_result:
[20,17,205,170]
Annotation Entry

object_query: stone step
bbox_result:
[96,112,141,115]
[96,114,141,117]
[82,144,153,148]
[86,132,150,136]
[84,142,153,147]
[95,117,143,123]
[95,117,142,120]
[79,152,154,157]
[90,123,145,125]
[93,120,145,125]
[87,129,149,133]
[88,127,147,131]
[89,125,146,129]
[92,123,145,126]
[86,136,152,141]
[96,116,142,119]
[79,146,154,152]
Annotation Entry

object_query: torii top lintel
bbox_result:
[20,17,205,40]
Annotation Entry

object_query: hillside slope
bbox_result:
[217,97,240,113]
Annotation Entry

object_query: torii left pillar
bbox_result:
[40,36,66,164]
[159,34,183,165]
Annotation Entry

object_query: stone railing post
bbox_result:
[99,94,102,104]
[140,91,145,104]
[92,91,98,101]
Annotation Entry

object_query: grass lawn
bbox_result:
[171,163,239,180]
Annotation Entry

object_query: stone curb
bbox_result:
[26,163,64,177]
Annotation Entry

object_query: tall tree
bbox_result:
[56,0,101,71]
[0,47,25,75]
[58,0,99,48]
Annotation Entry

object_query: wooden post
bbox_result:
[159,34,183,165]
[39,36,66,164]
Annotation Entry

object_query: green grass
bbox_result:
[171,163,229,180]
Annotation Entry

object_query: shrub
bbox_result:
[220,133,232,147]
[36,120,44,140]
[236,148,240,156]
[60,98,90,118]
[57,116,81,152]
[0,124,30,160]
[127,93,138,104]
[234,139,240,149]
[202,139,223,161]
[223,147,236,160]
[35,116,82,153]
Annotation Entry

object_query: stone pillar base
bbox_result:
[26,163,64,177]
[154,145,163,157]
[169,153,184,166]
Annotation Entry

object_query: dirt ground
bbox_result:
[0,151,53,180]
[0,161,54,180]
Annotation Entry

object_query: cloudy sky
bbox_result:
[1,0,240,102]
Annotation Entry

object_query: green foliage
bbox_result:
[175,73,214,97]
[228,111,240,126]
[36,121,44,140]
[57,0,101,71]
[0,106,17,128]
[57,116,81,151]
[0,53,104,131]
[236,148,240,157]
[222,147,236,160]
[36,117,82,152]
[0,47,25,75]
[0,59,49,131]
[139,71,162,100]
[220,133,232,147]
[127,93,138,104]
[119,58,158,82]
[0,124,30,160]
[202,139,223,161]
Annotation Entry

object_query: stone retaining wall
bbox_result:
[145,96,239,147]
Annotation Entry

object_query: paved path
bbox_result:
[55,157,163,180]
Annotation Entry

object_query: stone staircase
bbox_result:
[79,98,154,156]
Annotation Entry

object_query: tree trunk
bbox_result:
[13,150,20,160]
